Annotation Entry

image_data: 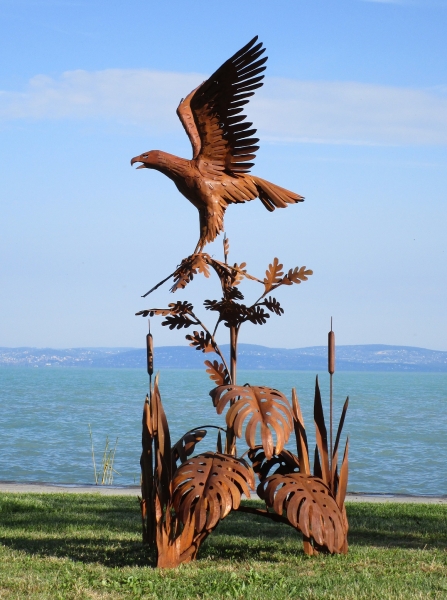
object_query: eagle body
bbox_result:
[131,38,304,252]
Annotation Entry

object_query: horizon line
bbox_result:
[1,342,446,353]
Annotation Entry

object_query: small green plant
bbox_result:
[88,424,120,485]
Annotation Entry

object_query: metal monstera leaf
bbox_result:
[248,445,300,481]
[259,472,347,554]
[211,385,293,459]
[172,452,255,533]
[171,428,207,467]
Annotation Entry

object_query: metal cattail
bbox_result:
[146,320,154,397]
[223,234,229,264]
[328,318,335,375]
[146,332,154,376]
[328,318,335,479]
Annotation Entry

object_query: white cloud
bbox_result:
[252,78,447,146]
[1,68,447,146]
[0,69,201,132]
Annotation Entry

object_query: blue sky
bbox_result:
[1,0,446,350]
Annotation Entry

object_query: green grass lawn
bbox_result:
[0,493,446,599]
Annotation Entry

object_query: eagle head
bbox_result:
[130,150,161,170]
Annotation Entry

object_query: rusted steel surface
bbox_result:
[136,37,350,567]
[172,453,255,531]
[211,384,294,459]
[139,374,255,568]
[328,327,335,375]
[146,332,153,376]
[131,36,304,254]
[138,246,349,562]
[260,471,347,554]
[329,320,335,467]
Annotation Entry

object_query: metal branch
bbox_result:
[209,256,264,285]
[142,271,177,298]
[236,505,292,527]
[178,424,227,436]
[252,294,267,307]
[212,317,222,338]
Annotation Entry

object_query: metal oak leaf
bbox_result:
[167,301,194,314]
[263,296,284,316]
[204,299,249,328]
[170,255,209,293]
[263,262,313,296]
[245,305,269,325]
[227,286,244,301]
[192,254,211,278]
[204,360,230,386]
[211,385,293,459]
[171,265,194,293]
[136,308,171,318]
[203,299,219,311]
[281,266,313,286]
[186,330,214,353]
[172,452,255,533]
[162,313,195,330]
[263,258,284,293]
[258,472,347,554]
[136,301,194,320]
[229,262,247,286]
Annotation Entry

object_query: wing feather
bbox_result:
[176,36,267,174]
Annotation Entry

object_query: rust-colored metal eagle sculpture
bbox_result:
[131,36,304,252]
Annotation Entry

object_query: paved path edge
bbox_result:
[0,482,446,503]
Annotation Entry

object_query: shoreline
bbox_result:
[0,481,446,503]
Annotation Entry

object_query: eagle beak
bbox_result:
[130,155,145,169]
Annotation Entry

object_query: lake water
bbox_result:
[0,367,445,495]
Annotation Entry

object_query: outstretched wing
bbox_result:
[177,36,267,176]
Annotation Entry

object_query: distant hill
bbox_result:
[1,344,447,372]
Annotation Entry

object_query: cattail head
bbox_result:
[223,235,229,264]
[146,333,154,376]
[328,319,335,375]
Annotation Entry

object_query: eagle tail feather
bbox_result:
[252,176,304,212]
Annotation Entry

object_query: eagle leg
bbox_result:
[194,239,205,254]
